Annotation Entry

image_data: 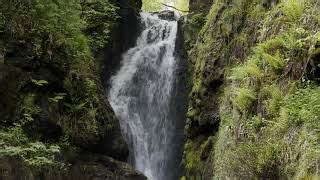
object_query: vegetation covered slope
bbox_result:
[182,0,320,179]
[0,0,145,179]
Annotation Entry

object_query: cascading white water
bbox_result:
[108,12,183,180]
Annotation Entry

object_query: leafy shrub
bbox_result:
[0,127,66,169]
[81,0,119,49]
[0,0,118,167]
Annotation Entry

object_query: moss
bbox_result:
[183,136,214,177]
[213,0,320,178]
[184,0,267,138]
[229,58,262,80]
[281,0,305,22]
[225,86,320,178]
[180,12,206,52]
[183,0,320,178]
[233,87,257,113]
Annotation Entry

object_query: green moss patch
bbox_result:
[183,0,320,178]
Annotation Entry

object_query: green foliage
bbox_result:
[1,0,117,142]
[225,141,281,178]
[281,0,305,22]
[199,1,223,36]
[49,93,66,103]
[81,0,119,49]
[278,86,320,129]
[21,94,40,123]
[0,127,66,169]
[183,0,320,178]
[188,13,206,27]
[0,0,93,64]
[184,136,213,175]
[31,79,49,86]
[256,47,285,70]
[230,58,261,80]
[233,87,256,113]
[228,27,314,98]
[248,87,319,178]
[261,84,282,116]
[0,0,120,170]
[61,75,100,141]
[212,0,320,178]
[215,85,320,178]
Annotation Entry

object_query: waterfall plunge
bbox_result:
[108,12,185,180]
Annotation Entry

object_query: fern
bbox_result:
[233,87,257,113]
[0,127,66,169]
[31,79,48,86]
[282,0,305,22]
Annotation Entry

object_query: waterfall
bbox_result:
[108,12,185,180]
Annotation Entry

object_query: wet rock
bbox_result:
[156,10,176,21]
[101,0,142,88]
[307,44,320,83]
[189,0,214,12]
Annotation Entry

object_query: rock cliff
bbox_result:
[0,0,146,179]
[181,0,320,179]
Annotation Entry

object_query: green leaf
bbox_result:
[31,79,49,86]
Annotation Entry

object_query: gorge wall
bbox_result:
[1,0,319,179]
[0,0,146,179]
[181,0,320,179]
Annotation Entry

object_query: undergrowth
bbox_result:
[184,0,320,179]
[0,0,119,168]
[214,0,320,178]
[0,127,68,169]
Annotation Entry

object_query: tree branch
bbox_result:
[160,3,189,13]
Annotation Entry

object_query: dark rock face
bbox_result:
[308,42,320,83]
[189,0,213,12]
[93,0,143,161]
[0,38,129,160]
[157,10,176,21]
[102,0,142,87]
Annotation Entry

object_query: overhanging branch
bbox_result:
[160,3,189,13]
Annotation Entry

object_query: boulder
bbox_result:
[156,10,177,21]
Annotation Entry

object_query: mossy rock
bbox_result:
[182,0,320,178]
